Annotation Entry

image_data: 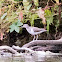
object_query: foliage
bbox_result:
[9,20,23,33]
[61,12,62,18]
[0,0,23,40]
[45,9,54,32]
[33,0,39,6]
[0,0,62,40]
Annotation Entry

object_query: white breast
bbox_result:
[26,28,35,35]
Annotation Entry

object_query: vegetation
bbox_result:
[0,0,62,42]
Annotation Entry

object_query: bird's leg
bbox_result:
[33,35,35,41]
[36,35,38,40]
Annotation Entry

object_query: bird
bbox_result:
[21,24,47,40]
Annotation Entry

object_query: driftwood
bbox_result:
[0,46,19,54]
[30,46,55,51]
[0,45,62,58]
[30,46,43,50]
[0,38,62,54]
[22,38,62,48]
[12,45,33,52]
[0,45,34,54]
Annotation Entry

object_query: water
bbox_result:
[0,54,62,62]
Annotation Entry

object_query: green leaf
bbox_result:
[33,0,39,6]
[61,12,62,18]
[31,14,38,20]
[47,19,50,32]
[15,26,19,33]
[17,22,23,26]
[45,9,52,17]
[9,24,16,32]
[46,17,53,33]
[14,0,23,1]
[10,23,20,33]
[1,13,7,20]
[9,23,15,28]
[30,14,38,26]
[9,20,23,33]
[54,20,59,27]
[23,0,30,10]
[16,19,23,26]
[10,28,15,32]
[27,4,32,10]
[45,9,53,33]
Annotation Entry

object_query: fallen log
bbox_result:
[22,39,62,48]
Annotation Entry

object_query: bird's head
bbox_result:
[21,24,29,28]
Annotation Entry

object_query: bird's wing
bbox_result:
[26,27,35,35]
[32,27,46,32]
[26,27,31,32]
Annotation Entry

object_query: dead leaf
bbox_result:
[37,8,46,25]
[55,0,59,4]
[0,9,1,16]
[0,32,3,40]
[19,11,23,21]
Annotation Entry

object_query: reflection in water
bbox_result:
[0,54,62,62]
